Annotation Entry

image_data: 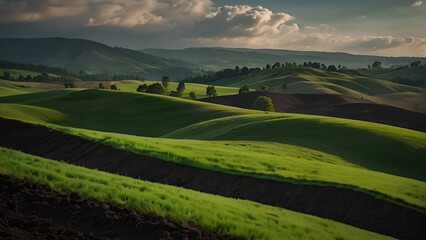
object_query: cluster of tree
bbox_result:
[1,71,63,82]
[182,61,350,85]
[137,82,166,94]
[369,60,423,69]
[253,96,275,112]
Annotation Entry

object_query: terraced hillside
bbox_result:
[0,80,425,239]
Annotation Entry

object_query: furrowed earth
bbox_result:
[1,117,425,240]
[0,174,233,240]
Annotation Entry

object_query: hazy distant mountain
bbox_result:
[142,47,425,71]
[0,38,198,80]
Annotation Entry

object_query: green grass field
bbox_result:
[0,88,253,136]
[0,147,393,240]
[0,86,424,208]
[48,123,425,209]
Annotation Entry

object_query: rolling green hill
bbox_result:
[0,38,198,80]
[210,67,423,96]
[0,86,424,208]
[0,88,252,136]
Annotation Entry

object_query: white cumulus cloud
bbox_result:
[411,0,422,7]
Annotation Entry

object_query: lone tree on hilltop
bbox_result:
[253,96,275,112]
[147,82,166,94]
[239,85,250,94]
[98,83,105,89]
[189,91,196,100]
[372,61,382,68]
[162,76,170,91]
[206,85,217,97]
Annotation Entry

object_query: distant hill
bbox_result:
[205,67,423,96]
[0,38,198,80]
[141,47,425,71]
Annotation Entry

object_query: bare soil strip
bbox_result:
[0,174,234,240]
[200,92,426,132]
[1,117,425,239]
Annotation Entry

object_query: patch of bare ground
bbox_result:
[0,174,234,240]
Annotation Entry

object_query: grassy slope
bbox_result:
[116,80,240,99]
[0,87,424,207]
[212,67,423,96]
[0,147,393,240]
[51,124,426,209]
[165,114,426,181]
[0,89,252,137]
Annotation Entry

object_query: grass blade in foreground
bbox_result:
[0,147,393,240]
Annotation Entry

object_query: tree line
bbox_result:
[181,61,346,84]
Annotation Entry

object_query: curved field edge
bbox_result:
[0,147,393,240]
[165,113,426,181]
[46,123,426,209]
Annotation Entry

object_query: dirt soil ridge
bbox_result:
[0,117,425,240]
[0,174,233,240]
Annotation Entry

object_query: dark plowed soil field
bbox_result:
[0,174,233,240]
[201,92,426,131]
[1,118,425,239]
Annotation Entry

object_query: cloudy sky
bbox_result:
[0,0,425,56]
